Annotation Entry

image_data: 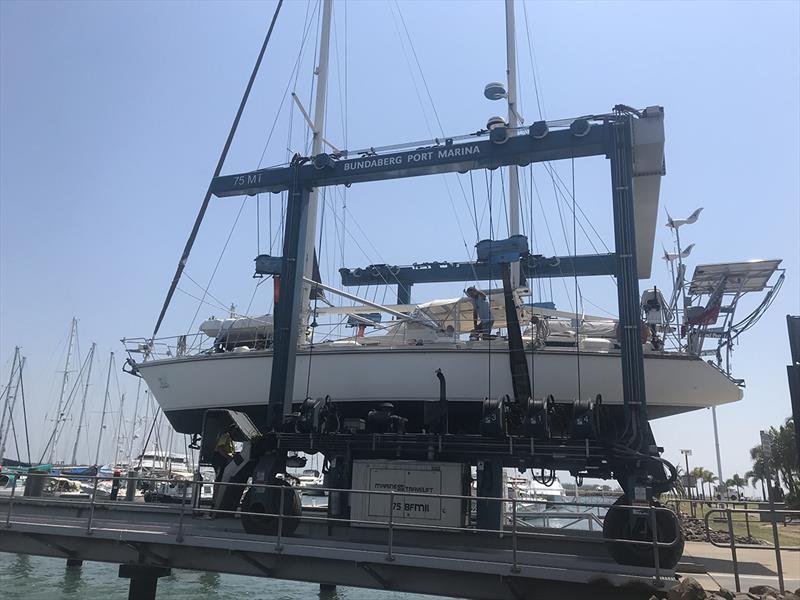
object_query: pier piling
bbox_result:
[118,564,171,600]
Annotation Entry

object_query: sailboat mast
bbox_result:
[71,342,96,465]
[94,351,114,467]
[113,392,126,468]
[127,377,143,465]
[50,317,77,463]
[0,346,20,457]
[300,0,333,336]
[505,0,522,289]
[0,355,24,464]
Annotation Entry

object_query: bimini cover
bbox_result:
[200,315,274,339]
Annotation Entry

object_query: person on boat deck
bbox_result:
[466,286,494,338]
[212,424,236,482]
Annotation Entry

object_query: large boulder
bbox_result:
[749,585,781,597]
[668,577,707,600]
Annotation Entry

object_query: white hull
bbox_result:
[137,345,742,433]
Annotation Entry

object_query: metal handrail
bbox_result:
[702,507,800,551]
[17,472,799,593]
[701,505,799,594]
[4,472,682,585]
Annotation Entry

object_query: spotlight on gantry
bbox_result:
[487,115,509,144]
[529,121,549,139]
[484,81,508,101]
[570,118,592,138]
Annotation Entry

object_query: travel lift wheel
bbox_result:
[602,495,684,569]
[241,479,302,536]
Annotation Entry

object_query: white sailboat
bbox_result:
[125,1,773,437]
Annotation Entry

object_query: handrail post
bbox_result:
[5,475,17,527]
[725,508,741,592]
[511,498,520,573]
[275,483,285,553]
[744,503,751,539]
[177,482,188,542]
[649,506,661,586]
[387,491,395,562]
[86,477,99,535]
[768,502,784,593]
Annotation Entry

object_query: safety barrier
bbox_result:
[3,472,682,587]
[669,497,799,594]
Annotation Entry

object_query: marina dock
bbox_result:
[2,489,797,599]
[1,491,676,600]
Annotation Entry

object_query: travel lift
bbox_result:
[198,105,684,569]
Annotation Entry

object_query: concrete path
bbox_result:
[679,541,800,594]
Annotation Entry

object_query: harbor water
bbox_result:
[0,552,457,600]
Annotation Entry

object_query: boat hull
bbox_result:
[136,346,743,434]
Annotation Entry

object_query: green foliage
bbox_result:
[748,417,798,501]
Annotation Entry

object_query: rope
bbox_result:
[151,0,284,340]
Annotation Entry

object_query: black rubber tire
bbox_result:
[603,495,684,569]
[241,479,302,536]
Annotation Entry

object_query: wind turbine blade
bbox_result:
[686,207,703,224]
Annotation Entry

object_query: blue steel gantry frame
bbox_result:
[210,110,652,443]
[335,254,618,305]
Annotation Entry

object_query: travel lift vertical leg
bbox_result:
[244,175,312,528]
[609,115,649,454]
[205,173,312,532]
[603,114,683,569]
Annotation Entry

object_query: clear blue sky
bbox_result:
[1,1,798,483]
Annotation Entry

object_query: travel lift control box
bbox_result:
[350,460,468,529]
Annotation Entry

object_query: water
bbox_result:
[516,496,616,530]
[0,553,459,600]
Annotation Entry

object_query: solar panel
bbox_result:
[688,259,782,295]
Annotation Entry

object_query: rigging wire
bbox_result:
[152,0,284,340]
[521,0,544,121]
[185,196,249,335]
[572,158,582,403]
[388,1,479,258]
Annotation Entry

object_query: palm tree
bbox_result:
[701,469,717,499]
[672,465,687,498]
[746,468,767,501]
[690,467,706,499]
[771,419,798,496]
[750,419,799,503]
[730,474,745,500]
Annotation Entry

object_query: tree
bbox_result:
[748,417,799,506]
[745,467,767,501]
[770,419,798,496]
[725,474,745,500]
[701,469,717,499]
[730,473,745,499]
[690,467,706,499]
[672,465,687,498]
